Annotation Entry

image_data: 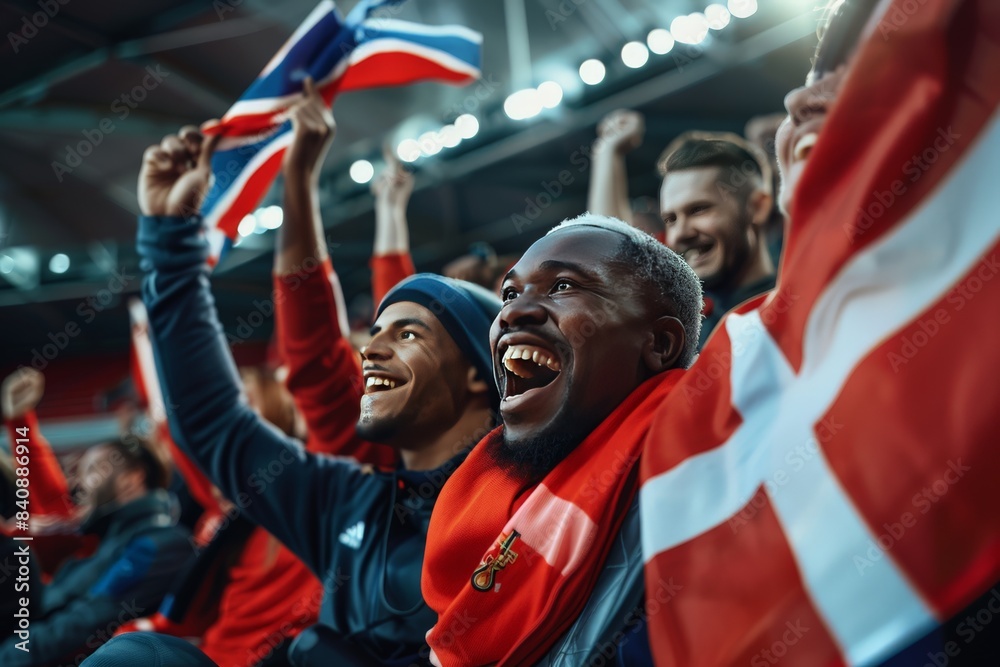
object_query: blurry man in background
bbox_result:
[658,131,776,347]
[0,369,191,666]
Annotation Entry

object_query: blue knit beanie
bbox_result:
[376,274,501,411]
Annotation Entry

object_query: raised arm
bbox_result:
[136,122,364,575]
[2,370,77,523]
[370,147,416,305]
[587,110,644,224]
[274,79,396,466]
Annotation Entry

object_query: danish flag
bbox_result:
[199,0,482,266]
[640,0,1000,664]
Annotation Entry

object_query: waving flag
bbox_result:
[640,0,1000,665]
[200,0,482,266]
[129,298,167,423]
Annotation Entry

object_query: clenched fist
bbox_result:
[139,124,221,217]
[283,77,336,177]
[2,368,45,420]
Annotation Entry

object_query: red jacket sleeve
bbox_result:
[370,252,416,307]
[6,411,76,521]
[275,259,397,469]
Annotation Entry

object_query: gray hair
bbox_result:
[547,213,703,368]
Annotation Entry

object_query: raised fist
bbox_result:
[2,368,45,420]
[138,123,220,217]
[595,109,645,155]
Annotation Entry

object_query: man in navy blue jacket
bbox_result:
[121,123,500,665]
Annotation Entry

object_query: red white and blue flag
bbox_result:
[129,297,167,424]
[640,0,1000,664]
[200,0,482,265]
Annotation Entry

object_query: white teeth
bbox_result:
[793,132,818,161]
[365,377,397,390]
[501,344,562,374]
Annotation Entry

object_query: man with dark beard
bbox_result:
[0,378,190,666]
[659,132,775,347]
[422,214,703,666]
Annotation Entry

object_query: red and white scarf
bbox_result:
[422,370,683,666]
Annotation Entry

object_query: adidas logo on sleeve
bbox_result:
[338,521,365,549]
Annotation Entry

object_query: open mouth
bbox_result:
[500,343,562,403]
[363,371,406,395]
[682,240,715,267]
[793,132,818,161]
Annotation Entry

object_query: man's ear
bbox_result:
[643,315,685,373]
[467,366,490,395]
[748,188,774,227]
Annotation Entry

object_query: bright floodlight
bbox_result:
[647,28,675,55]
[49,253,70,274]
[621,41,649,68]
[537,81,563,108]
[397,139,421,162]
[258,205,283,230]
[686,12,710,43]
[670,16,692,43]
[0,255,13,274]
[237,214,256,237]
[579,59,606,85]
[504,88,542,120]
[728,0,758,19]
[455,114,479,139]
[672,14,708,44]
[438,125,460,148]
[705,3,731,29]
[418,131,442,156]
[350,159,375,184]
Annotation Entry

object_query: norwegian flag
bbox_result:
[199,0,482,266]
[640,0,1000,665]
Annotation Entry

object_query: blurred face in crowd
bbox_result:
[775,66,850,215]
[660,167,765,290]
[491,226,682,477]
[775,0,872,213]
[75,444,143,515]
[358,302,485,445]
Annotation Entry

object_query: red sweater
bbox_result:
[370,251,416,307]
[274,258,399,468]
[3,412,93,575]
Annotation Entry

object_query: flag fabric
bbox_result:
[639,0,1000,665]
[129,297,167,424]
[199,0,482,266]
